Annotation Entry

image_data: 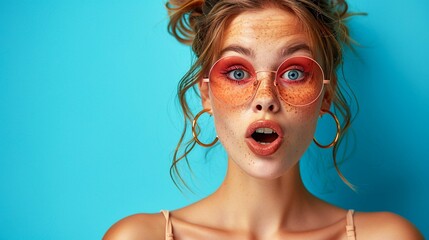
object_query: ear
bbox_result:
[198,78,212,111]
[321,88,333,113]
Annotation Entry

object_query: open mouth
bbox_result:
[251,128,279,145]
[245,120,284,156]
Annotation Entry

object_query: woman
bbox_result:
[104,0,423,239]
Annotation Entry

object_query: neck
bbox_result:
[209,158,318,234]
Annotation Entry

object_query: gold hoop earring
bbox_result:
[313,110,340,148]
[192,109,218,147]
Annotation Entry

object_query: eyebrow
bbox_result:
[219,45,255,58]
[281,43,313,57]
[220,42,313,58]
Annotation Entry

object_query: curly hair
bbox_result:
[166,0,362,191]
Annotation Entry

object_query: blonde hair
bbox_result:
[166,0,362,191]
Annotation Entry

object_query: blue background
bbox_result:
[0,0,428,239]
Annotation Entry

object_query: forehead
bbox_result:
[220,7,311,60]
[226,8,304,37]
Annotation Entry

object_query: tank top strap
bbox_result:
[160,210,174,240]
[346,209,356,240]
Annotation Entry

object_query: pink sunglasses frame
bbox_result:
[203,55,330,107]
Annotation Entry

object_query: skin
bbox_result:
[104,7,424,240]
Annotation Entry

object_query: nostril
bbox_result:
[269,105,274,111]
[256,105,262,111]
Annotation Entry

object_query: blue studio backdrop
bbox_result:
[0,0,428,239]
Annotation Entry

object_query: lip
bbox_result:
[245,120,284,156]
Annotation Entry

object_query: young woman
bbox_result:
[104,0,423,239]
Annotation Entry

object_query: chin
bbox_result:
[237,154,299,180]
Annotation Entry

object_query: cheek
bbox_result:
[298,106,319,126]
[211,103,245,139]
[285,103,321,145]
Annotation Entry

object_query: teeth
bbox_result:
[257,141,270,145]
[255,128,276,134]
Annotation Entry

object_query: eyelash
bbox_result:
[218,65,250,85]
[219,64,306,84]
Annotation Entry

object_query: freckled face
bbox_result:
[202,8,325,179]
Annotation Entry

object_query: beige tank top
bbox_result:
[161,209,356,240]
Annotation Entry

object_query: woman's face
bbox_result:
[200,7,329,179]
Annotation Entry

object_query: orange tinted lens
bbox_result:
[208,56,258,106]
[276,57,324,106]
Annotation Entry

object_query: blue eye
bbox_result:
[227,69,250,81]
[282,69,305,81]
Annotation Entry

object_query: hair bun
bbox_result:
[166,0,204,45]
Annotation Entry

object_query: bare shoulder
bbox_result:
[103,212,166,240]
[355,211,424,240]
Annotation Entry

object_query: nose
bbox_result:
[252,72,280,113]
